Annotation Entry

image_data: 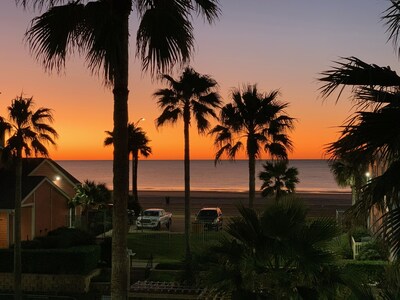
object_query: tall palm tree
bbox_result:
[258,160,299,201]
[1,95,57,300]
[210,84,295,208]
[104,122,152,204]
[15,1,220,297]
[154,66,221,262]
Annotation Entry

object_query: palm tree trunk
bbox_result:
[184,108,191,261]
[111,1,130,299]
[133,150,139,203]
[14,153,22,300]
[248,153,256,209]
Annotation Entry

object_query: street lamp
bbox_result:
[133,117,145,127]
[365,172,371,183]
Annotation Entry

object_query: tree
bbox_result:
[195,199,372,299]
[154,66,221,262]
[70,180,112,230]
[1,95,57,299]
[328,154,369,205]
[104,122,152,204]
[258,160,299,201]
[210,84,295,208]
[15,1,220,297]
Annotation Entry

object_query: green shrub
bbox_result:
[340,260,387,284]
[329,234,352,259]
[0,245,100,274]
[21,227,95,249]
[357,238,388,261]
[349,226,371,242]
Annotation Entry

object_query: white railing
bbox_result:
[351,236,368,260]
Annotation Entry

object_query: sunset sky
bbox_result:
[1,0,398,160]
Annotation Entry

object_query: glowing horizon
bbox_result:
[1,1,398,161]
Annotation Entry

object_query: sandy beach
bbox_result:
[135,190,352,232]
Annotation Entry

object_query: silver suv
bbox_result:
[195,207,223,231]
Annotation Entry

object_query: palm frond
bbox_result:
[136,1,194,75]
[319,57,400,101]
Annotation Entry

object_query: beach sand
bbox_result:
[135,190,351,232]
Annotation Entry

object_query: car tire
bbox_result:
[156,222,161,230]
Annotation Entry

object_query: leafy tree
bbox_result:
[1,95,57,299]
[196,199,373,299]
[15,0,220,297]
[70,180,111,233]
[258,160,299,201]
[210,84,295,208]
[154,66,221,262]
[104,122,152,204]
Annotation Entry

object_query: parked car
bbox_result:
[136,208,172,230]
[194,207,223,231]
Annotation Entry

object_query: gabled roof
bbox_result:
[27,158,80,185]
[0,158,80,209]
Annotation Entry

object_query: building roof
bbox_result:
[0,158,79,210]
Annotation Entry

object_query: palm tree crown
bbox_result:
[258,160,299,201]
[210,84,295,208]
[4,95,58,156]
[154,66,222,130]
[104,122,152,203]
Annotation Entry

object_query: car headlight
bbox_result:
[213,218,218,224]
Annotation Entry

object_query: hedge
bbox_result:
[0,245,100,275]
[339,259,388,283]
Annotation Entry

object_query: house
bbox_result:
[0,158,80,248]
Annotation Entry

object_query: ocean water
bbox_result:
[56,160,350,193]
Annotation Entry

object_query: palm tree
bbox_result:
[104,122,152,204]
[210,84,295,208]
[196,199,372,299]
[69,180,112,230]
[15,1,220,297]
[328,154,369,205]
[154,66,221,262]
[258,160,299,201]
[1,95,57,300]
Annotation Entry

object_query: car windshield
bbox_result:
[143,211,159,217]
[198,210,218,218]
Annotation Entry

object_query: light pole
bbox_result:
[133,117,145,127]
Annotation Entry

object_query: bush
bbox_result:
[357,238,389,261]
[340,260,387,284]
[21,227,95,249]
[329,234,353,259]
[0,245,100,274]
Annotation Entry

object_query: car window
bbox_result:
[198,210,218,218]
[143,211,159,217]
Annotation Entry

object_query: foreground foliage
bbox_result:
[194,199,373,299]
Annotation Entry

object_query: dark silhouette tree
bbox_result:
[258,160,299,201]
[210,84,295,208]
[14,1,220,297]
[104,122,152,204]
[154,66,221,262]
[1,95,57,299]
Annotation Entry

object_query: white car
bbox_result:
[136,208,172,230]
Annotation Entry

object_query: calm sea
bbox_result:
[56,160,350,193]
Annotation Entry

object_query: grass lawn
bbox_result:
[127,231,226,263]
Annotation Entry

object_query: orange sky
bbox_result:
[1,1,398,160]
